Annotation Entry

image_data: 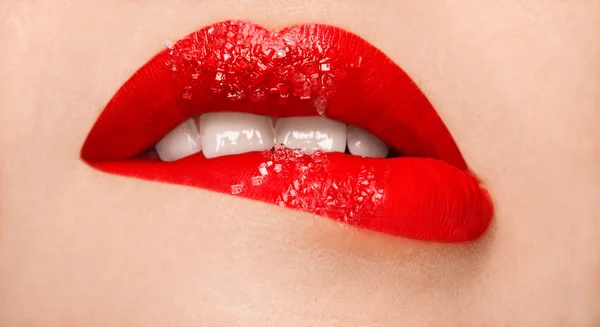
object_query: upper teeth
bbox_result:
[154,113,389,161]
[155,118,202,162]
[347,125,389,158]
[199,112,275,159]
[275,116,347,154]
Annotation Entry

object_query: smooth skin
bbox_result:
[1,1,599,326]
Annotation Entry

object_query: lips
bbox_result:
[81,20,493,242]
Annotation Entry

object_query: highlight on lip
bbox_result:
[81,20,494,243]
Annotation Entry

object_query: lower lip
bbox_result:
[91,148,493,243]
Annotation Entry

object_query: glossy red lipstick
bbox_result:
[82,21,493,242]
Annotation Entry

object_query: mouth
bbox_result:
[81,20,493,243]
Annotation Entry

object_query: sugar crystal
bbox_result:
[182,86,193,100]
[251,176,264,186]
[258,164,269,176]
[164,40,175,49]
[230,183,244,195]
[314,97,328,116]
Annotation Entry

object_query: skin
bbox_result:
[1,0,599,326]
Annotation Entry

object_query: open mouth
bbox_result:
[81,20,493,243]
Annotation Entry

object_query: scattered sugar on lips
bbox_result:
[166,22,382,219]
[244,145,387,222]
[164,21,360,115]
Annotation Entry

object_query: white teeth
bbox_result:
[156,114,391,162]
[275,117,347,154]
[347,125,389,158]
[199,112,275,159]
[155,118,202,162]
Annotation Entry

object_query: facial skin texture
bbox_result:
[0,0,599,326]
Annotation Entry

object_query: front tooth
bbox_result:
[347,125,389,158]
[275,117,347,154]
[155,118,202,162]
[199,112,275,159]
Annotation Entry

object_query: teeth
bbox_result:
[199,112,275,159]
[275,117,347,154]
[156,114,391,162]
[347,125,389,158]
[155,118,202,162]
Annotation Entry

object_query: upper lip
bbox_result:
[81,20,492,242]
[82,21,466,168]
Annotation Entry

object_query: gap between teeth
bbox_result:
[154,112,389,162]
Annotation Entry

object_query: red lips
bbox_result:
[81,20,493,242]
